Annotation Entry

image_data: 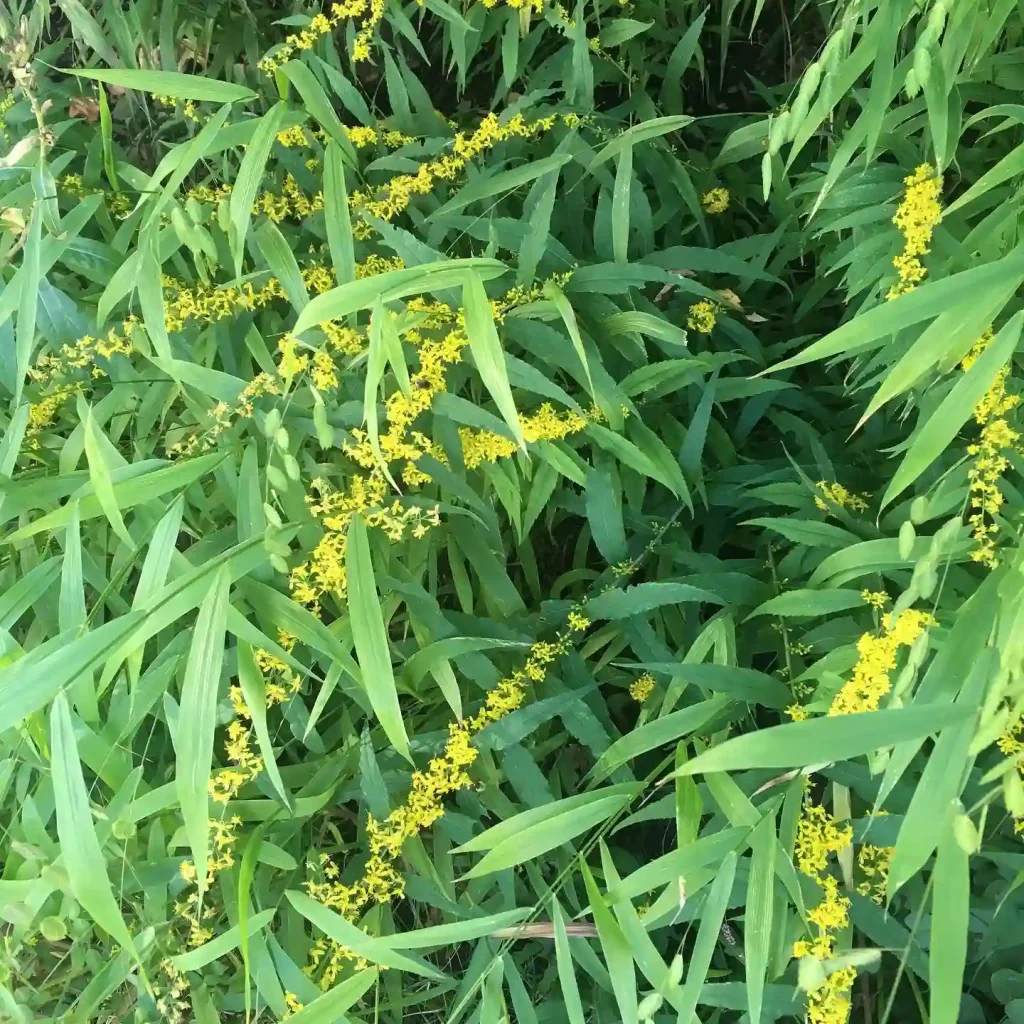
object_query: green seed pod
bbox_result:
[283,453,301,482]
[917,564,938,600]
[914,46,932,89]
[41,863,70,890]
[638,992,664,1020]
[953,813,979,855]
[267,465,289,493]
[910,495,929,523]
[313,400,333,448]
[111,817,135,841]
[270,553,290,575]
[768,111,790,155]
[799,60,823,100]
[274,426,290,450]
[263,502,282,528]
[1005,767,1024,819]
[904,67,920,99]
[668,953,684,985]
[898,520,916,560]
[907,629,930,670]
[264,408,282,437]
[40,916,67,942]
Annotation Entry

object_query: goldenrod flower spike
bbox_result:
[304,610,591,988]
[886,163,942,301]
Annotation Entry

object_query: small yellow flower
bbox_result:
[860,590,888,609]
[828,608,935,716]
[815,481,868,514]
[568,610,590,632]
[686,299,717,334]
[701,187,730,214]
[629,673,655,703]
[786,703,808,721]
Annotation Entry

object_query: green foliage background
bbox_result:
[1,0,1024,1022]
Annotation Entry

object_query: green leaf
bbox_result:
[612,145,632,264]
[460,791,631,879]
[765,250,1024,373]
[280,61,357,165]
[587,582,723,620]
[456,785,639,855]
[593,698,730,780]
[674,705,970,776]
[285,970,380,1024]
[881,310,1024,507]
[746,589,867,620]
[587,115,694,170]
[929,805,970,1024]
[50,691,138,957]
[15,203,41,405]
[324,142,356,287]
[585,466,627,565]
[745,810,777,1024]
[82,402,132,545]
[429,153,573,221]
[552,897,587,1024]
[65,67,257,102]
[347,513,411,762]
[230,103,286,277]
[389,908,531,948]
[292,258,506,334]
[543,280,594,396]
[581,857,638,1024]
[175,567,230,895]
[169,909,276,971]
[462,271,525,450]
[285,891,444,978]
[677,851,738,1023]
[236,643,292,808]
[255,219,309,312]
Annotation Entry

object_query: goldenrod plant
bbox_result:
[1,1,1024,1023]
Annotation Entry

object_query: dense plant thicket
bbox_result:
[1,0,1024,1022]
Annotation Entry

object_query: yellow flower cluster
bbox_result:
[0,92,14,143]
[257,0,391,72]
[960,330,1020,568]
[305,613,589,988]
[277,124,415,150]
[686,300,718,334]
[828,609,935,716]
[59,173,133,217]
[153,960,190,1024]
[701,188,730,214]
[997,715,1024,833]
[481,0,543,11]
[349,112,577,223]
[793,799,856,1024]
[815,480,868,514]
[25,384,81,450]
[185,173,324,224]
[856,843,893,903]
[176,816,241,946]
[458,404,589,469]
[29,316,138,389]
[208,632,302,803]
[170,373,280,458]
[860,590,888,610]
[886,164,942,301]
[290,276,568,611]
[629,672,655,703]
